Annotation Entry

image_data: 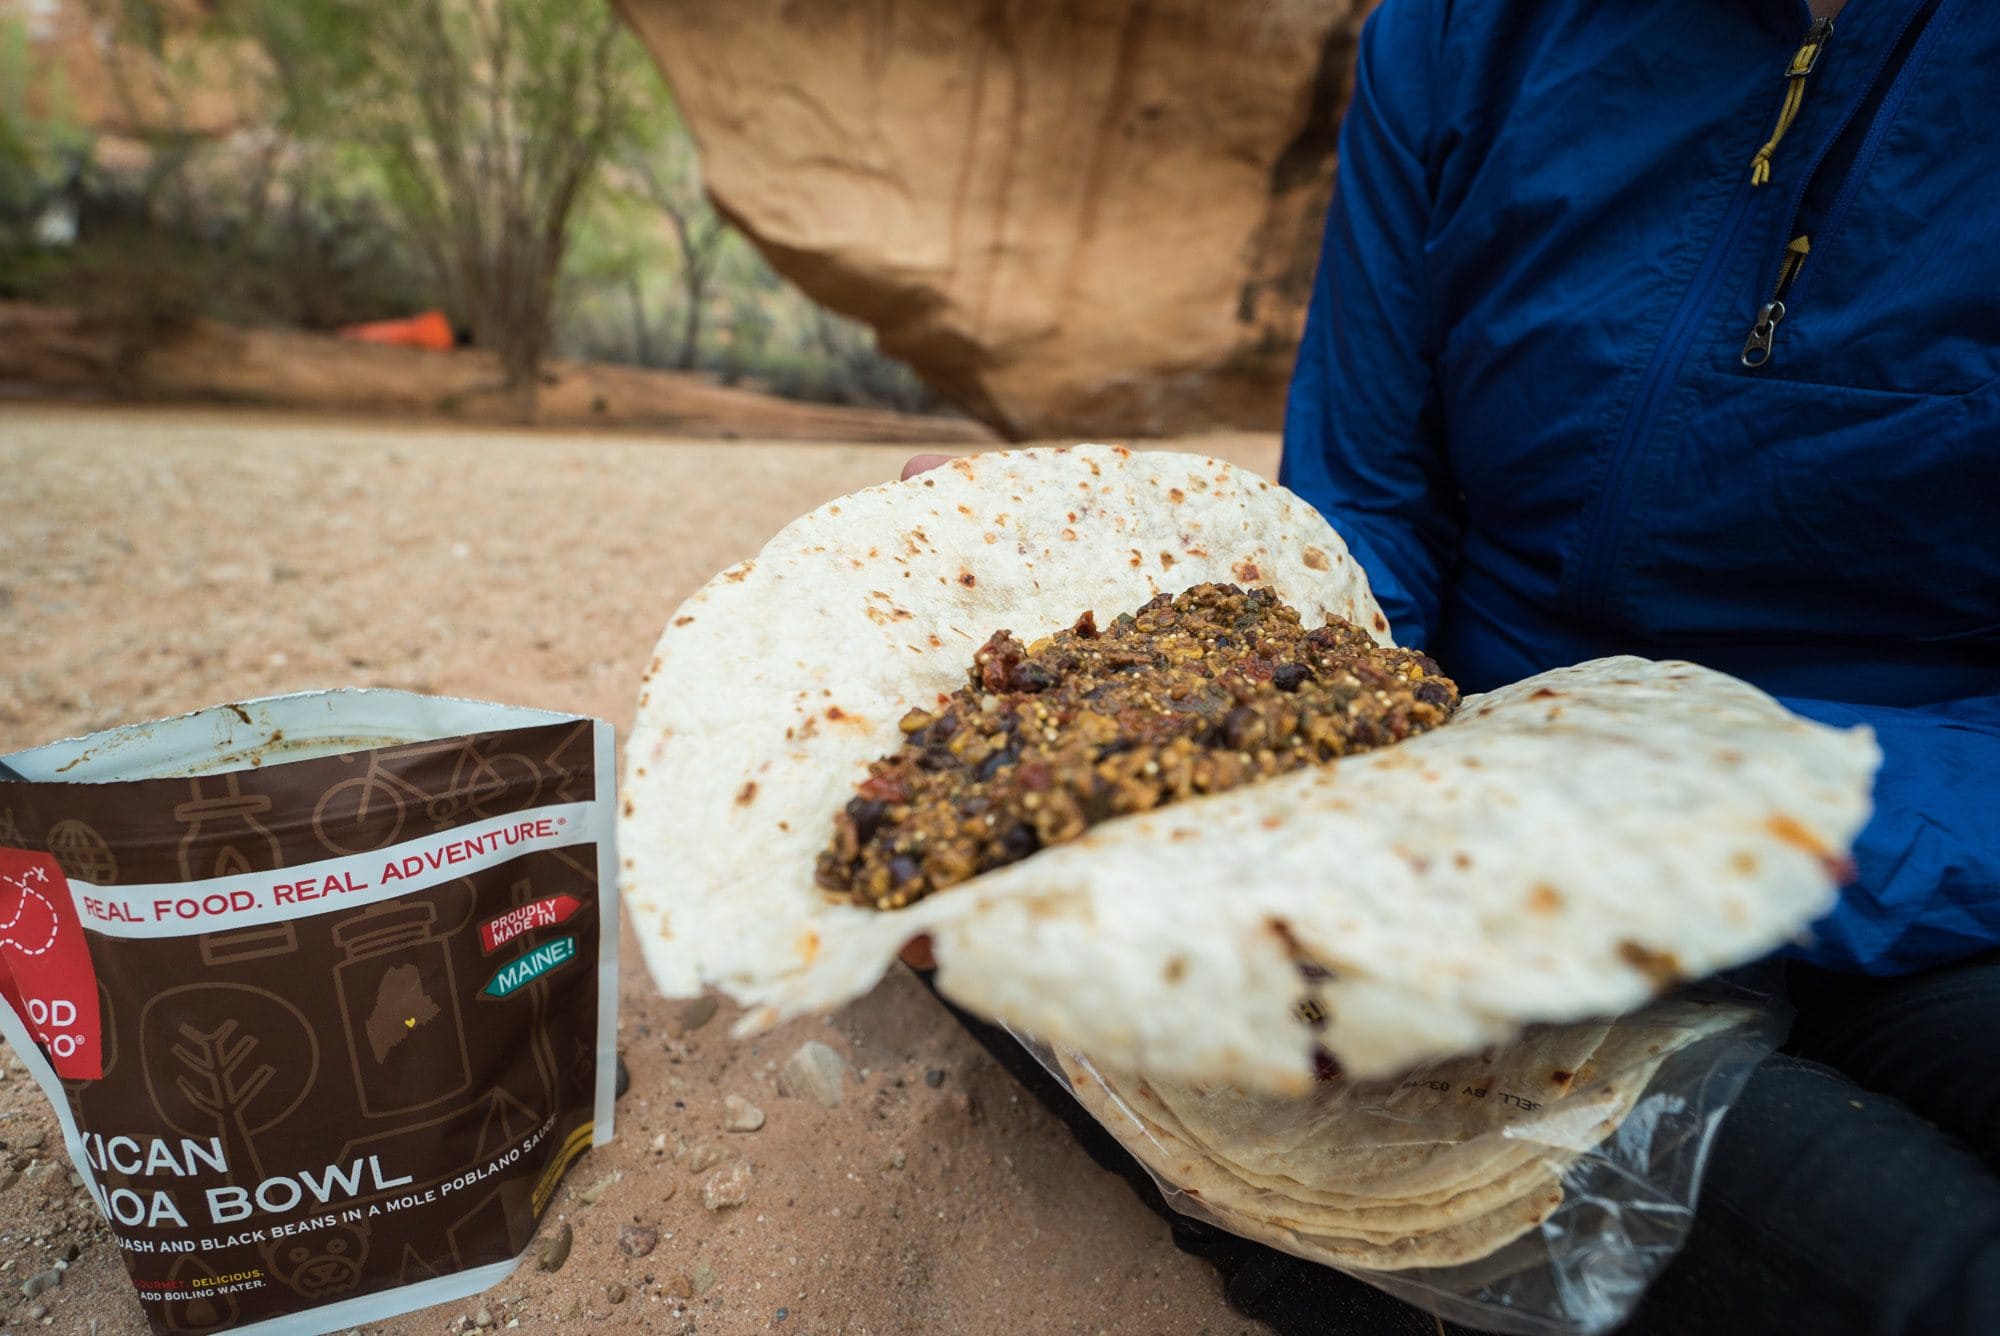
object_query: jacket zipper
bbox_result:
[1737,15,1836,365]
[1739,0,1946,368]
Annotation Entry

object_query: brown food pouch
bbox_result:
[0,690,618,1334]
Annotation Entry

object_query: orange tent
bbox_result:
[335,309,455,351]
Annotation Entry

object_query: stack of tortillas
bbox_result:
[1060,998,1753,1271]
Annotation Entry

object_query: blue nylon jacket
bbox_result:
[1280,0,2000,974]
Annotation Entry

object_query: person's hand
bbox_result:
[900,454,953,481]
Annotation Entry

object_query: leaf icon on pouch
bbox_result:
[141,984,317,1182]
[365,965,441,1063]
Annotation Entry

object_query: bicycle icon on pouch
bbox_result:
[312,738,543,855]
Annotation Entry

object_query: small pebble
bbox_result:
[776,1308,789,1322]
[20,1268,60,1298]
[693,1262,718,1295]
[678,994,720,1033]
[701,1162,752,1211]
[606,1282,628,1305]
[578,1172,619,1205]
[685,1142,728,1174]
[473,1306,494,1329]
[924,1068,946,1088]
[777,1042,850,1108]
[617,1223,658,1258]
[662,1270,694,1298]
[19,1129,45,1150]
[882,1149,907,1171]
[535,1221,572,1273]
[28,1304,47,1321]
[724,1094,766,1133]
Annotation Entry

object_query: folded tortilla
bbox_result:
[621,446,1877,1090]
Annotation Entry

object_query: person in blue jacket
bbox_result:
[1271,0,2000,1329]
[908,0,1998,1328]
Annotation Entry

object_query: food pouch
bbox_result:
[0,691,617,1334]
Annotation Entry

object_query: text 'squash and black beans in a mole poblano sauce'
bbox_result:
[817,583,1461,908]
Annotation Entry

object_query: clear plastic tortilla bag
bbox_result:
[1007,975,1786,1336]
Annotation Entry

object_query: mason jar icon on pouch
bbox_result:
[332,902,472,1117]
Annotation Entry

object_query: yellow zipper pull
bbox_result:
[1749,17,1835,186]
[1775,233,1812,292]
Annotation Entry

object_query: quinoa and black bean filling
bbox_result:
[817,582,1461,910]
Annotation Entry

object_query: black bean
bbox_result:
[1416,679,1455,709]
[889,855,921,884]
[1007,661,1057,692]
[999,823,1041,860]
[1272,662,1312,692]
[1222,706,1260,750]
[975,746,1019,780]
[845,798,888,845]
[1081,776,1118,821]
[917,743,960,771]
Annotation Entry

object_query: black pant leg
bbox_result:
[1622,1053,2000,1336]
[1786,951,2000,1166]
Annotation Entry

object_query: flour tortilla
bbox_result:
[1061,1000,1750,1270]
[621,445,1878,1090]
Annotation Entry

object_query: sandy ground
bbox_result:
[0,405,1280,1335]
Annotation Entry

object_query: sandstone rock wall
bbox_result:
[614,0,1374,439]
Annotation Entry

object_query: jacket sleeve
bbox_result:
[1778,693,2000,975]
[1278,0,1461,652]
